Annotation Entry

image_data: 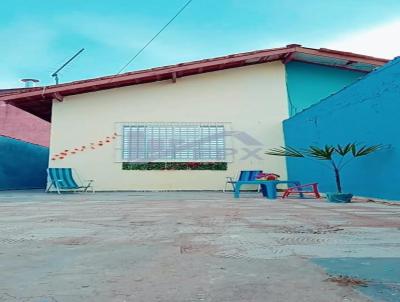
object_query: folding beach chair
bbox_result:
[224,170,262,192]
[46,168,95,194]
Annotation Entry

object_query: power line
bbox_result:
[116,0,194,74]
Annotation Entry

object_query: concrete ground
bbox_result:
[0,191,399,302]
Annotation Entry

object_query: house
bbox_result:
[0,45,387,191]
[0,89,50,190]
[0,91,50,147]
[283,56,400,200]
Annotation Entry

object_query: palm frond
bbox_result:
[265,146,304,157]
[335,143,354,156]
[306,145,335,160]
[352,144,383,157]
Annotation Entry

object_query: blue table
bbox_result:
[233,180,301,199]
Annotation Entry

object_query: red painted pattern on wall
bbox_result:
[0,102,50,147]
[50,133,117,161]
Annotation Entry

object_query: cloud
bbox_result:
[2,10,399,89]
[324,20,400,59]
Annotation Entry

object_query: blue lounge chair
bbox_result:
[224,170,262,192]
[46,168,94,194]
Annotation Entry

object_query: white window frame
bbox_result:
[115,122,231,163]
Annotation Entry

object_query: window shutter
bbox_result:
[122,123,226,162]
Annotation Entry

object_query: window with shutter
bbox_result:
[121,123,226,162]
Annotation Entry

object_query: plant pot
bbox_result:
[326,193,353,203]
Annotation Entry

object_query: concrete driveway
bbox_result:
[0,191,399,302]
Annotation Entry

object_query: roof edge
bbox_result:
[0,45,389,104]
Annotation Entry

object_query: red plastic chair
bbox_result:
[282,183,320,199]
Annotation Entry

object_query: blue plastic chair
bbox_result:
[224,170,262,192]
[46,168,94,194]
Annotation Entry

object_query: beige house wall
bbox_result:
[49,62,289,190]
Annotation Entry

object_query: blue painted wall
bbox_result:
[0,136,49,190]
[283,58,400,200]
[285,61,365,116]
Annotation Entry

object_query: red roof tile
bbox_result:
[0,45,388,121]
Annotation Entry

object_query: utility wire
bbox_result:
[116,0,194,74]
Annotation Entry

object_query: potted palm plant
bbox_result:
[265,144,381,203]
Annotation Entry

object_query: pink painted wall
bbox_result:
[0,102,50,147]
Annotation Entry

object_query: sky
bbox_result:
[1,0,400,88]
